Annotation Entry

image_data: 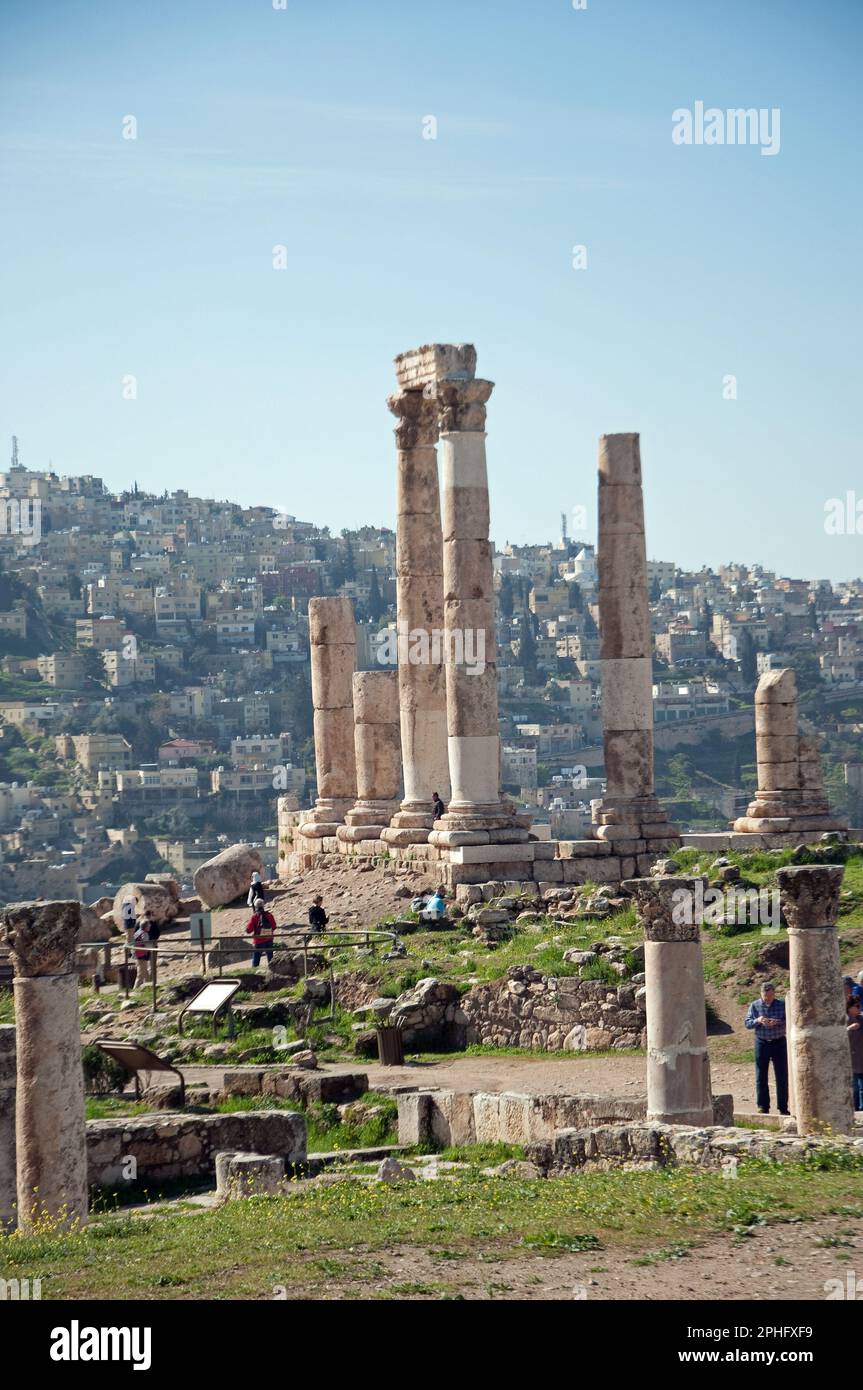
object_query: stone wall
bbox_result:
[526,1121,863,1175]
[461,965,646,1052]
[397,1088,734,1147]
[86,1109,307,1189]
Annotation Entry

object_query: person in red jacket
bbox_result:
[245,898,276,968]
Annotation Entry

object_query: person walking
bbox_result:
[245,898,276,969]
[133,914,152,986]
[744,981,789,1115]
[847,997,863,1113]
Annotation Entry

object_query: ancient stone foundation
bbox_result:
[1,900,89,1232]
[86,1109,307,1189]
[778,864,854,1136]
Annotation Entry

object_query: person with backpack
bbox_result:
[245,897,277,968]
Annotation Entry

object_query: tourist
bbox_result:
[308,894,328,930]
[133,914,152,986]
[744,981,789,1115]
[432,791,445,822]
[247,871,265,906]
[420,887,447,922]
[843,976,863,1006]
[847,998,863,1112]
[245,897,276,968]
[121,893,136,945]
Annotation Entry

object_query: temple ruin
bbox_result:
[281,344,692,889]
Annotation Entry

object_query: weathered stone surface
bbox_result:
[1,901,89,1232]
[112,880,180,931]
[779,864,853,1136]
[461,966,645,1052]
[215,1150,285,1198]
[193,845,265,909]
[87,1110,307,1188]
[0,1026,15,1232]
[1,899,82,977]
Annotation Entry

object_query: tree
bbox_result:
[738,628,758,685]
[518,614,538,682]
[568,582,583,612]
[499,574,514,619]
[367,568,386,621]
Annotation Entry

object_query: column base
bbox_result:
[344,800,400,828]
[380,827,433,847]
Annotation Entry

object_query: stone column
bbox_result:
[339,671,402,841]
[0,1025,15,1232]
[592,435,678,864]
[777,864,853,1136]
[381,383,450,847]
[300,596,357,836]
[734,670,845,834]
[627,877,714,1126]
[0,901,88,1232]
[433,369,523,843]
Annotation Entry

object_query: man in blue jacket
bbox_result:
[745,981,789,1115]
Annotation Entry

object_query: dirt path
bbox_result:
[354,1212,863,1301]
[183,1048,770,1119]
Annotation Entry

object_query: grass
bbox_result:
[3,1155,862,1300]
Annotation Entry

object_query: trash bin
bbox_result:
[375,1024,405,1066]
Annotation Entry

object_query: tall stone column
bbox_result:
[381,384,450,847]
[734,670,845,834]
[338,671,402,841]
[777,864,853,1136]
[300,596,357,837]
[433,371,523,843]
[627,877,714,1126]
[592,434,678,863]
[1,901,88,1232]
[0,1025,15,1232]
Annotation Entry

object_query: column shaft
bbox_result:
[778,865,853,1136]
[1,900,88,1232]
[383,389,449,843]
[340,671,402,840]
[302,596,357,834]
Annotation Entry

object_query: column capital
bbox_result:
[436,378,494,433]
[777,864,844,929]
[623,876,703,941]
[0,900,81,978]
[388,389,440,450]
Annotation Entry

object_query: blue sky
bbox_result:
[1,0,861,578]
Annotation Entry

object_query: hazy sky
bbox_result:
[1,0,861,579]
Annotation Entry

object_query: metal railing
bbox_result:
[75,924,400,1017]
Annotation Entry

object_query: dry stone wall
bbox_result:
[461,965,646,1052]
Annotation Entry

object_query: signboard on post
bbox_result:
[190,912,212,944]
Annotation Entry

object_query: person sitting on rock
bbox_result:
[419,887,447,922]
[245,897,277,968]
[432,791,445,822]
[308,895,328,931]
[247,870,265,907]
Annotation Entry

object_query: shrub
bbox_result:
[81,1045,128,1096]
